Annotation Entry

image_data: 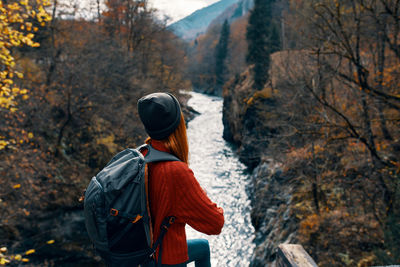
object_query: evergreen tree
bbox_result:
[215,20,230,94]
[374,212,400,264]
[246,0,280,90]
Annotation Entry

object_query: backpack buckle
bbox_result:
[131,215,143,224]
[110,208,119,216]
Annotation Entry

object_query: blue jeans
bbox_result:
[161,239,211,267]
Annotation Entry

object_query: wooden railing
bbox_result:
[276,244,318,267]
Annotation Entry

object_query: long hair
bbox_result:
[146,113,189,164]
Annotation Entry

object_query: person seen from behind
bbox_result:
[137,92,224,267]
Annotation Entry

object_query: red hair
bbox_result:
[146,113,189,164]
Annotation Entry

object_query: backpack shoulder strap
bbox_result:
[138,144,180,163]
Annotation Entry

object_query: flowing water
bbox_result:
[184,91,255,267]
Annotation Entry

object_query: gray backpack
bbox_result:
[83,144,179,267]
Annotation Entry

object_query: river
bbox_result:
[184,91,255,267]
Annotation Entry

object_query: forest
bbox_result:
[218,0,400,266]
[0,0,190,265]
[0,0,399,266]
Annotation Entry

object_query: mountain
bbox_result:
[168,0,240,40]
[207,0,254,29]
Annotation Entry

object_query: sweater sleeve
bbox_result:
[170,162,224,235]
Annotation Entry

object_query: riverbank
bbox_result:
[221,51,398,266]
[221,68,297,266]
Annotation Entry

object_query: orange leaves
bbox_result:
[0,128,35,150]
[22,209,30,216]
[375,141,388,152]
[300,213,321,234]
[374,62,400,91]
[103,0,147,35]
[390,160,400,174]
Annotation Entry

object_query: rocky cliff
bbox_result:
[222,69,279,169]
[248,161,298,266]
[222,66,300,266]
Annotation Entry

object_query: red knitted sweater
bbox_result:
[147,140,224,265]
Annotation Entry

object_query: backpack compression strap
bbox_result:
[150,216,175,267]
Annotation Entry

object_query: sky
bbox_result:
[57,0,221,24]
[148,0,221,23]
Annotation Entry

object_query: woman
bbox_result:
[137,92,224,267]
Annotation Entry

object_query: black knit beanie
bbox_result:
[137,92,182,140]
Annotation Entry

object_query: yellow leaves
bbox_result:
[0,140,8,150]
[19,0,29,6]
[0,0,50,112]
[253,87,274,101]
[3,79,13,85]
[0,246,35,265]
[46,240,55,244]
[0,257,10,265]
[24,249,35,255]
[30,42,40,47]
[13,184,21,189]
[1,87,11,96]
[16,72,23,79]
[0,247,9,264]
[96,134,118,154]
[11,254,29,262]
[25,22,32,30]
[0,129,35,150]
[36,5,50,23]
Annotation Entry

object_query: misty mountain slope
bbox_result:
[168,0,240,40]
[207,0,253,30]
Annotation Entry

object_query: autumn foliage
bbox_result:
[187,15,249,95]
[0,0,51,150]
[238,0,400,265]
[0,0,189,265]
